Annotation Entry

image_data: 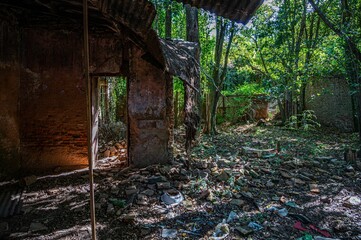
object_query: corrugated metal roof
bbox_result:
[96,0,156,37]
[0,0,156,38]
[176,0,264,24]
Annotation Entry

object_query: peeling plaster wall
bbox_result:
[128,46,172,167]
[0,13,21,175]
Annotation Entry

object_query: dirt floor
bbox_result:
[1,124,361,240]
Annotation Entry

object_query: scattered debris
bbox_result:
[161,228,178,238]
[294,221,308,232]
[277,208,289,217]
[309,224,332,237]
[235,226,254,236]
[29,222,48,232]
[248,222,263,231]
[314,236,341,240]
[310,183,320,194]
[22,175,37,186]
[297,233,313,240]
[160,189,184,206]
[289,213,312,224]
[285,201,301,209]
[109,198,126,208]
[226,211,239,223]
[210,221,230,239]
[344,196,361,207]
[2,125,360,239]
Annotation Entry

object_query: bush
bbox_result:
[217,84,267,124]
[285,110,321,131]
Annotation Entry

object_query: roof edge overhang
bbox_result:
[175,0,264,24]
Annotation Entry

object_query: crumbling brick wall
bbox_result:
[128,46,172,167]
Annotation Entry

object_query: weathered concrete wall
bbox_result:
[306,77,354,132]
[0,12,21,175]
[128,46,172,167]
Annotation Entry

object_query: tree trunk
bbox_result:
[165,0,172,40]
[184,4,201,154]
[340,0,361,140]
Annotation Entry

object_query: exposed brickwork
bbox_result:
[20,28,88,170]
[128,46,172,167]
[306,77,354,132]
[0,8,172,174]
[0,12,21,175]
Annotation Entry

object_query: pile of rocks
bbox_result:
[99,140,127,161]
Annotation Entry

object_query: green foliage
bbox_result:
[223,83,266,96]
[150,0,361,129]
[285,110,321,131]
[217,84,267,124]
[109,77,127,123]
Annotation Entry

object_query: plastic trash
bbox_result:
[247,222,263,231]
[226,211,239,223]
[161,228,178,238]
[210,221,230,240]
[277,208,288,217]
[296,233,313,240]
[267,206,279,212]
[314,237,341,240]
[347,196,361,206]
[289,213,312,224]
[286,201,301,208]
[161,189,184,206]
[294,221,308,231]
[179,230,202,237]
[235,226,254,236]
[309,224,332,237]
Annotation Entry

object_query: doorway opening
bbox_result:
[97,76,128,169]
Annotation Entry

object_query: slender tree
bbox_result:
[204,19,236,134]
[184,4,201,154]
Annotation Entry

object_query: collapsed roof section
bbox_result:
[176,0,264,24]
[160,39,199,89]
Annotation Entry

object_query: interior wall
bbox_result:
[128,46,172,167]
[19,27,123,171]
[0,11,21,175]
[20,28,88,171]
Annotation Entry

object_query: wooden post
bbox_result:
[83,0,97,239]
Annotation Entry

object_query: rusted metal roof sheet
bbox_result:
[0,0,156,38]
[176,0,264,23]
[96,0,156,37]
